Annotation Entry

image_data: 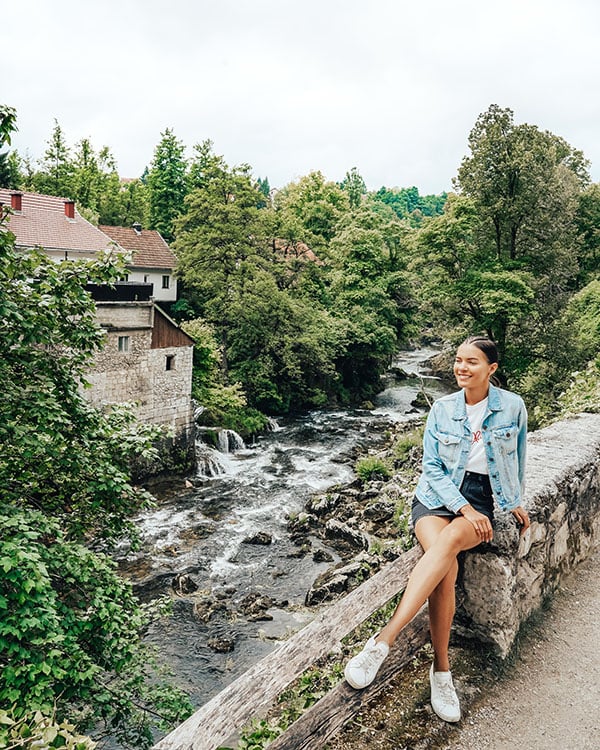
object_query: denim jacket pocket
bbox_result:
[437,432,462,465]
[492,424,518,455]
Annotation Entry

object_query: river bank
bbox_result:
[116,348,451,713]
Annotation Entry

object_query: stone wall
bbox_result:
[457,412,600,657]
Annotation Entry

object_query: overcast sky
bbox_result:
[3,0,600,194]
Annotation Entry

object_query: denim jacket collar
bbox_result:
[452,382,502,421]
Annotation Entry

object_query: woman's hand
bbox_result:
[459,504,493,542]
[511,505,530,535]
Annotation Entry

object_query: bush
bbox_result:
[0,509,193,748]
[0,707,96,750]
[355,456,391,482]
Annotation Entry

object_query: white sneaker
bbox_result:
[429,663,461,722]
[344,636,390,689]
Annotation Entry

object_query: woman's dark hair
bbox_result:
[461,335,499,365]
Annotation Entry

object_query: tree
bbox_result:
[146,128,188,241]
[273,171,350,253]
[418,105,588,378]
[341,167,367,209]
[33,119,74,197]
[0,206,192,745]
[327,205,414,396]
[174,143,271,360]
[575,183,600,284]
[0,105,21,188]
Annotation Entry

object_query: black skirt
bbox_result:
[411,471,495,527]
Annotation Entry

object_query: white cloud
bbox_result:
[3,0,600,193]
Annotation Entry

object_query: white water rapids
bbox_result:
[115,347,452,709]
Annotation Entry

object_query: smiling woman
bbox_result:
[344,335,530,726]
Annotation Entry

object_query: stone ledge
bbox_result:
[457,412,600,656]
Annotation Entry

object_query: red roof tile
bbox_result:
[99,225,176,270]
[0,189,115,255]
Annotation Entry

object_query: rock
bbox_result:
[242,531,273,545]
[208,636,235,653]
[313,548,335,563]
[325,519,370,550]
[287,542,312,558]
[305,557,373,606]
[193,597,215,623]
[171,573,198,595]
[389,366,413,380]
[411,391,432,409]
[363,500,396,523]
[305,572,349,606]
[306,493,342,515]
[238,593,274,619]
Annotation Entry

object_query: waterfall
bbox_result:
[195,441,226,478]
[266,417,282,432]
[217,429,245,453]
[194,428,246,477]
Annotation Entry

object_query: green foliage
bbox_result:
[575,183,600,284]
[0,104,17,147]
[0,232,162,543]
[341,166,367,209]
[0,509,192,748]
[355,456,391,482]
[392,424,424,463]
[224,665,344,750]
[0,706,96,749]
[0,208,192,746]
[273,170,350,252]
[556,355,600,418]
[31,119,74,198]
[147,128,188,242]
[181,318,269,437]
[518,279,600,427]
[374,185,447,225]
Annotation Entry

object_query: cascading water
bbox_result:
[116,348,453,712]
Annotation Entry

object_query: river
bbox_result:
[115,347,452,709]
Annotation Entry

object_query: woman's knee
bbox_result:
[438,518,479,553]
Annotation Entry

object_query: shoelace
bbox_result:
[435,679,458,706]
[353,646,385,673]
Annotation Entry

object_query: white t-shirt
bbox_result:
[465,397,488,474]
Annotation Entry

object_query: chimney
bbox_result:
[64,200,75,219]
[132,222,142,235]
[10,192,22,212]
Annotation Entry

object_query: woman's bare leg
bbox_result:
[376,516,481,648]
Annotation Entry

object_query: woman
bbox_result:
[344,336,530,722]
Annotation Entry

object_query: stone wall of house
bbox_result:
[86,332,194,438]
[94,300,154,329]
[456,412,600,657]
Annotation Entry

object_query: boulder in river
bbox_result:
[242,531,273,545]
[208,636,235,653]
[172,572,199,595]
[324,519,369,551]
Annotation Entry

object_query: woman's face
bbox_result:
[453,343,498,391]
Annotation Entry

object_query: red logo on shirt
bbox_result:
[472,430,482,444]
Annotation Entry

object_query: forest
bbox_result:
[1,102,599,747]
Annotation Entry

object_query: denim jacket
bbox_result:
[415,383,527,513]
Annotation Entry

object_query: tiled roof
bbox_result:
[99,225,176,270]
[0,189,115,254]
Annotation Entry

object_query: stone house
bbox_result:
[86,283,194,441]
[0,189,194,448]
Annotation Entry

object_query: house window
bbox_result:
[162,275,170,289]
[118,336,130,352]
[165,355,175,371]
[144,274,149,283]
[121,274,129,282]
